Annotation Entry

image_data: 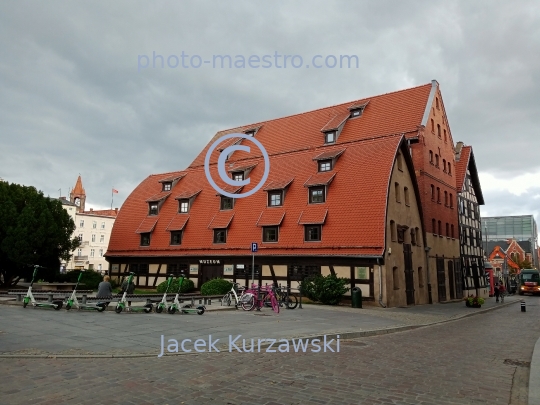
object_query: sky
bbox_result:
[1,0,540,229]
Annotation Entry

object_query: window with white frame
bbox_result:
[90,249,95,257]
[91,234,96,242]
[80,220,84,228]
[99,249,103,257]
[100,234,104,243]
[93,221,97,229]
[101,222,105,229]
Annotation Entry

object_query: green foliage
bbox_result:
[0,182,79,286]
[55,270,104,290]
[300,274,350,305]
[156,277,194,294]
[200,278,232,296]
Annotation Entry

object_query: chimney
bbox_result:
[455,141,464,161]
[115,208,118,213]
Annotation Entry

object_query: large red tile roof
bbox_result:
[108,83,434,259]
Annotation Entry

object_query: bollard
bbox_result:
[351,287,362,308]
[521,300,526,312]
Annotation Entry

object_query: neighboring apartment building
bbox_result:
[106,81,476,306]
[454,143,487,298]
[481,215,538,269]
[59,176,118,273]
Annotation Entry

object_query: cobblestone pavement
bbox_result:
[0,296,521,356]
[1,297,539,404]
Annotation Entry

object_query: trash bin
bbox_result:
[351,287,362,308]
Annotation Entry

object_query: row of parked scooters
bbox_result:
[22,266,205,315]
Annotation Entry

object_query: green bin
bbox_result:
[351,287,362,308]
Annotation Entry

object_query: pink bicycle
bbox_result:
[240,283,279,313]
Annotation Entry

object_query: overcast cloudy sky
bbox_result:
[1,0,539,226]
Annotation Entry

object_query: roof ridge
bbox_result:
[215,83,432,136]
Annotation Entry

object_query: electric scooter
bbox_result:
[155,274,174,313]
[114,272,153,313]
[167,274,205,315]
[65,272,107,312]
[23,265,63,310]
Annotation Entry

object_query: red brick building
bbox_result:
[106,81,468,306]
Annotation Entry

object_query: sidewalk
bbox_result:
[0,295,522,358]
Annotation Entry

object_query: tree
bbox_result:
[0,182,80,287]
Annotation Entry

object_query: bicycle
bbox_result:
[241,283,280,313]
[221,283,247,308]
[264,283,298,309]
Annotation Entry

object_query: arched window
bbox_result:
[444,129,447,142]
[437,187,441,203]
[411,228,416,245]
[438,220,442,236]
[449,193,453,208]
[418,267,424,288]
[395,182,400,203]
[446,223,449,237]
[436,97,440,109]
[390,220,397,242]
[432,219,436,234]
[444,191,448,206]
[443,159,446,172]
[451,224,455,238]
[437,124,441,138]
[415,227,421,246]
[448,163,451,175]
[397,152,403,171]
[435,154,439,167]
[429,150,433,163]
[431,184,435,200]
[431,119,435,133]
[404,187,410,205]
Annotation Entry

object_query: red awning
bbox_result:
[256,210,285,227]
[208,212,235,229]
[304,172,336,187]
[312,149,346,161]
[175,190,202,200]
[136,217,158,234]
[145,191,171,202]
[166,215,189,231]
[320,111,350,132]
[263,178,294,191]
[298,208,328,225]
[158,173,187,183]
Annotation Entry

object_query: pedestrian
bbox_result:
[96,275,113,307]
[494,282,500,303]
[499,282,506,302]
[121,276,135,306]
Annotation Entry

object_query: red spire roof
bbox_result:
[72,175,85,195]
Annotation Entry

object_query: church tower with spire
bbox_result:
[70,175,86,213]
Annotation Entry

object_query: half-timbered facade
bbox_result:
[455,142,488,298]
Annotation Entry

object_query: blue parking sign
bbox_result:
[251,242,258,253]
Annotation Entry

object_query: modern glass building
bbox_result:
[481,215,538,267]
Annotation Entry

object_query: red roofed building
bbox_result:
[106,81,469,307]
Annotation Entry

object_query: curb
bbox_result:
[530,337,540,405]
[0,299,519,359]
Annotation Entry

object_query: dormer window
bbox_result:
[349,108,364,118]
[309,186,325,204]
[162,182,172,191]
[140,233,151,246]
[221,196,234,210]
[318,160,332,172]
[325,131,336,144]
[268,191,283,207]
[149,203,158,216]
[178,199,189,213]
[232,171,244,182]
[245,131,255,137]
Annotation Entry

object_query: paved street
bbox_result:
[0,296,539,404]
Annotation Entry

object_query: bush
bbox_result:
[55,270,104,290]
[300,274,350,305]
[200,278,232,296]
[156,277,194,294]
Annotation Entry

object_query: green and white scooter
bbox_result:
[167,274,205,315]
[114,272,153,314]
[155,274,174,313]
[23,265,63,310]
[65,272,107,312]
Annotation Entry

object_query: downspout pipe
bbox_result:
[377,257,386,308]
